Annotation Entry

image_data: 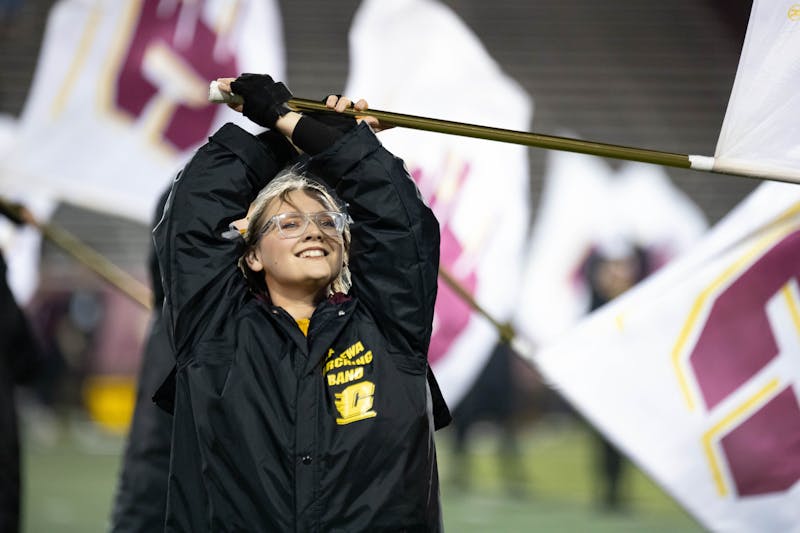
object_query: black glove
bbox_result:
[230,73,293,128]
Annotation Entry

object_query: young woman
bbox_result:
[154,74,449,532]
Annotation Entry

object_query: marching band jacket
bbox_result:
[154,122,448,532]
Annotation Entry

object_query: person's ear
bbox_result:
[244,248,264,272]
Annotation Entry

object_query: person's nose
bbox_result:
[301,218,324,240]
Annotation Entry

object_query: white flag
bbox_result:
[344,0,533,407]
[533,181,800,531]
[0,115,56,304]
[525,4,800,528]
[712,0,800,181]
[0,190,56,305]
[515,150,707,347]
[0,0,285,224]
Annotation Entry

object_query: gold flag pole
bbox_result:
[0,197,153,310]
[437,266,516,345]
[289,98,689,169]
[209,82,798,182]
[211,82,800,182]
[286,98,800,185]
[438,266,541,369]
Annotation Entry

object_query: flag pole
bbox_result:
[438,266,539,365]
[0,197,153,310]
[286,98,800,185]
[289,98,689,168]
[209,84,799,183]
[437,266,515,344]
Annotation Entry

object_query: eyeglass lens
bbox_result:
[274,212,343,238]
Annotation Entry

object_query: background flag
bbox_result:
[515,149,707,347]
[531,181,800,530]
[0,0,285,224]
[0,114,56,304]
[523,6,800,527]
[344,0,533,407]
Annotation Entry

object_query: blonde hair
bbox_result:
[239,168,351,296]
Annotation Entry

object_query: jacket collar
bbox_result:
[260,294,358,377]
[304,297,358,375]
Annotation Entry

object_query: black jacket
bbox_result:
[154,122,446,532]
[0,255,44,533]
[110,188,173,533]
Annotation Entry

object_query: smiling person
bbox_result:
[153,74,450,532]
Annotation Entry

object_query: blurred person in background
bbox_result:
[449,340,535,497]
[109,188,173,532]
[152,74,450,531]
[582,242,650,511]
[24,287,102,444]
[0,203,45,533]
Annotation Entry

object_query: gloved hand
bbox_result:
[230,73,293,128]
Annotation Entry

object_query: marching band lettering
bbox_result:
[324,340,377,424]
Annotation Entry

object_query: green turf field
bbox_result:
[21,418,702,532]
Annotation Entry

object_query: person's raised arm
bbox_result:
[214,76,436,369]
[154,99,294,357]
[305,119,440,375]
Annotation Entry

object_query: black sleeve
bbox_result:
[153,123,292,357]
[292,116,343,155]
[308,124,441,374]
[291,108,359,156]
[148,188,171,311]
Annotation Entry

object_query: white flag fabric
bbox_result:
[533,181,800,531]
[344,0,533,407]
[0,190,56,305]
[712,0,800,181]
[515,150,707,347]
[0,115,56,304]
[0,0,285,224]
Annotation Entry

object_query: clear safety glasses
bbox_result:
[260,211,346,239]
